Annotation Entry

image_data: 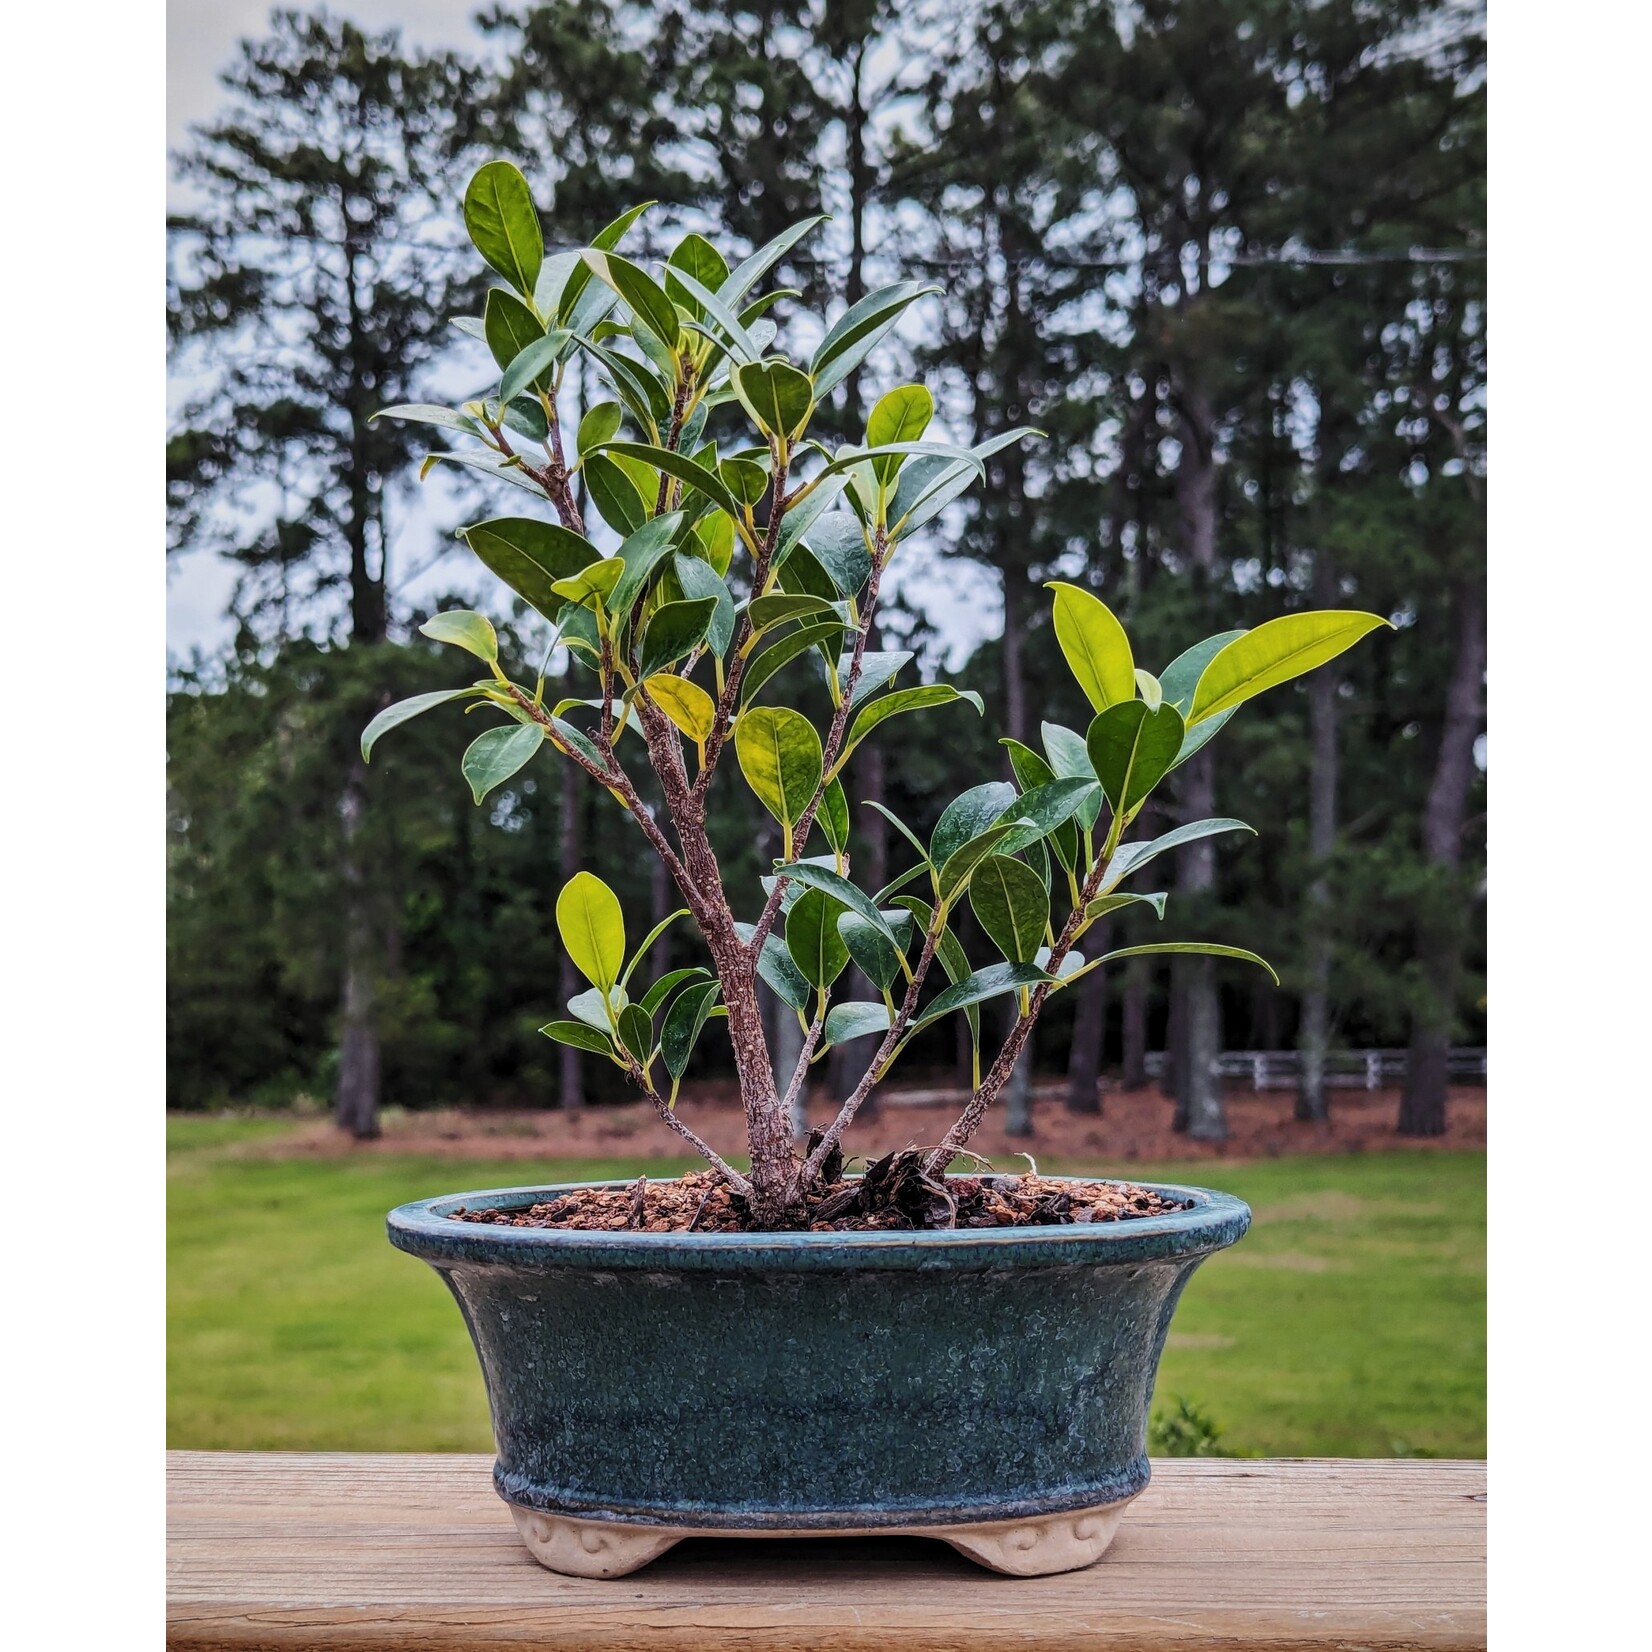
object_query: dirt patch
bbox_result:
[452,1159,1188,1234]
[268,1079,1487,1168]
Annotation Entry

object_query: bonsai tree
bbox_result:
[367,161,1388,1227]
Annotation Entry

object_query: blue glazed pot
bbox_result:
[388,1176,1249,1577]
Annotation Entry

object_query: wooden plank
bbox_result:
[168,1452,1484,1651]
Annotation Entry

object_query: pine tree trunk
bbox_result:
[1175,747,1226,1140]
[1122,960,1149,1090]
[1297,561,1341,1125]
[557,695,585,1110]
[1400,579,1485,1136]
[1065,921,1108,1114]
[334,748,380,1139]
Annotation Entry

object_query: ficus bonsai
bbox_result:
[366,160,1389,1229]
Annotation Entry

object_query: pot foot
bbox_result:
[507,1493,1137,1579]
[509,1506,684,1578]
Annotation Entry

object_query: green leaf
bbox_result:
[1160,630,1247,712]
[483,287,546,374]
[501,396,549,442]
[887,428,1040,538]
[662,980,722,1079]
[461,519,598,621]
[819,777,851,856]
[1084,891,1168,921]
[617,1002,653,1065]
[805,514,874,596]
[930,782,1019,869]
[361,689,480,760]
[735,360,815,441]
[598,440,743,523]
[844,649,912,709]
[667,265,763,364]
[556,870,626,992]
[837,908,909,991]
[935,821,1033,904]
[865,802,933,879]
[822,1001,893,1048]
[911,963,1054,1032]
[990,778,1099,856]
[720,457,769,506]
[539,1020,614,1056]
[719,216,827,309]
[371,404,485,439]
[461,721,544,804]
[609,511,688,618]
[583,453,648,536]
[748,592,839,635]
[639,597,718,678]
[578,401,624,454]
[672,554,736,656]
[1189,611,1393,725]
[736,707,822,843]
[551,557,624,608]
[1103,818,1256,889]
[866,385,933,483]
[893,894,979,1043]
[1048,582,1134,712]
[464,161,542,296]
[1085,701,1186,815]
[634,964,705,1016]
[573,336,668,437]
[812,281,940,395]
[556,202,653,324]
[786,887,851,989]
[1038,721,1101,831]
[1002,739,1080,872]
[532,249,581,322]
[665,233,731,318]
[742,620,844,706]
[835,685,983,775]
[500,332,568,405]
[567,984,623,1032]
[420,609,498,665]
[734,920,812,1012]
[969,854,1051,965]
[1086,942,1279,987]
[696,512,735,577]
[645,673,717,743]
[582,250,680,356]
[771,861,902,953]
[804,439,982,492]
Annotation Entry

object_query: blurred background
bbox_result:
[167,0,1485,1460]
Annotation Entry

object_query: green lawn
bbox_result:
[168,1119,1484,1458]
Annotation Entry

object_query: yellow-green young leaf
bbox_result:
[551,557,625,608]
[1189,611,1393,725]
[866,385,933,483]
[735,360,815,442]
[556,871,627,992]
[464,162,543,297]
[421,609,498,664]
[696,513,735,576]
[645,674,716,743]
[1134,669,1163,710]
[461,722,544,804]
[735,706,822,840]
[969,853,1050,965]
[1048,582,1134,712]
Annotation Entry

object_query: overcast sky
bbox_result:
[166,2,1003,668]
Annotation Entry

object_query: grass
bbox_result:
[168,1118,1484,1457]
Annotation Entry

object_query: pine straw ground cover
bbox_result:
[168,1118,1484,1458]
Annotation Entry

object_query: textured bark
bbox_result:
[334,749,380,1139]
[1400,579,1485,1136]
[1065,923,1109,1115]
[771,991,807,1140]
[1297,559,1341,1125]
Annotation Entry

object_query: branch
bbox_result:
[782,1012,824,1128]
[619,1049,754,1199]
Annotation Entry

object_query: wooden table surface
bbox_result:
[167,1451,1486,1651]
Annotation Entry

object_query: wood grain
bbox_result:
[167,1451,1485,1651]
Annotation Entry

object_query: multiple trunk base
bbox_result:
[506,1493,1139,1579]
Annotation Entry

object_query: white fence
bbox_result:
[1141,1047,1487,1091]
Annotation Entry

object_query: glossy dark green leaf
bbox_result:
[734,920,812,1013]
[556,202,653,324]
[665,233,731,319]
[748,592,839,634]
[819,777,851,856]
[361,688,480,760]
[584,453,647,535]
[582,250,680,357]
[822,1001,893,1048]
[741,620,844,706]
[639,597,718,678]
[578,400,624,455]
[991,778,1099,857]
[483,287,544,376]
[812,281,940,395]
[893,894,979,1042]
[461,721,544,804]
[930,782,1019,869]
[572,335,672,435]
[719,457,769,507]
[736,360,815,441]
[836,685,983,773]
[502,396,549,441]
[969,854,1050,964]
[617,1002,653,1065]
[786,887,851,989]
[461,518,597,621]
[719,216,827,308]
[911,962,1054,1032]
[600,440,743,522]
[668,265,763,364]
[1102,818,1256,889]
[464,161,542,296]
[636,966,710,1017]
[887,428,1040,537]
[662,980,722,1078]
[837,909,910,992]
[609,511,688,618]
[805,513,874,596]
[1085,701,1187,814]
[936,821,1032,904]
[672,554,736,656]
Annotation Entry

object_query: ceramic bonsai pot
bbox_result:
[387,1175,1249,1578]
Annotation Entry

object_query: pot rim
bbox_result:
[387,1174,1251,1272]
